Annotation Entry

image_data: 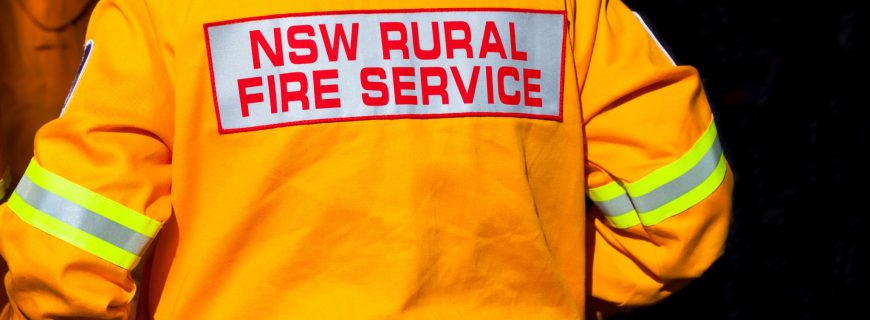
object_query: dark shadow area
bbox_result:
[615,1,867,319]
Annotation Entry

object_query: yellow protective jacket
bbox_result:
[0,0,732,319]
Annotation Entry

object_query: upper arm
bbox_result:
[0,0,174,318]
[573,0,732,309]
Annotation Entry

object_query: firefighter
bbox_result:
[0,0,732,318]
[0,0,95,310]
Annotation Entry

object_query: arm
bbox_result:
[1,100,7,308]
[0,0,173,318]
[574,0,733,313]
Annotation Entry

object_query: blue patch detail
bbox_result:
[61,39,94,116]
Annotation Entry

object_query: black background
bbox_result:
[614,1,868,319]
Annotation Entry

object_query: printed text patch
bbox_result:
[204,9,567,133]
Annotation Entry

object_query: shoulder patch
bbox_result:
[204,8,567,134]
[61,39,94,116]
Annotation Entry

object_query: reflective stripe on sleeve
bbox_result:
[624,119,720,197]
[588,120,727,228]
[6,159,161,269]
[588,182,641,229]
[637,154,727,226]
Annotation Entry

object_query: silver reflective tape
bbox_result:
[631,138,724,213]
[14,176,151,255]
[205,9,566,133]
[592,192,635,217]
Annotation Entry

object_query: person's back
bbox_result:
[0,0,732,318]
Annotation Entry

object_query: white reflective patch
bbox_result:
[204,9,567,133]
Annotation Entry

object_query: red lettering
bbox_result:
[250,29,284,69]
[319,23,359,62]
[380,22,409,59]
[267,75,278,113]
[237,76,264,117]
[450,66,479,104]
[393,67,417,105]
[509,22,528,61]
[523,68,542,107]
[498,66,520,105]
[485,66,494,104]
[412,22,441,60]
[479,21,507,59]
[279,72,309,111]
[287,25,318,64]
[361,67,389,106]
[444,21,472,59]
[313,69,340,109]
[420,67,448,105]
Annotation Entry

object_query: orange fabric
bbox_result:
[0,0,731,319]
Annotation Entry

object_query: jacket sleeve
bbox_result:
[0,0,173,318]
[574,0,733,312]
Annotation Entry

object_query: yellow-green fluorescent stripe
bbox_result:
[630,136,723,213]
[7,194,139,269]
[589,182,640,228]
[588,181,626,202]
[23,159,160,237]
[15,175,153,255]
[624,121,719,197]
[605,210,641,229]
[589,119,727,228]
[592,193,634,217]
[639,155,728,226]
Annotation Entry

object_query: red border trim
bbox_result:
[559,14,568,122]
[204,8,567,28]
[203,8,569,135]
[203,24,225,132]
[218,112,563,134]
